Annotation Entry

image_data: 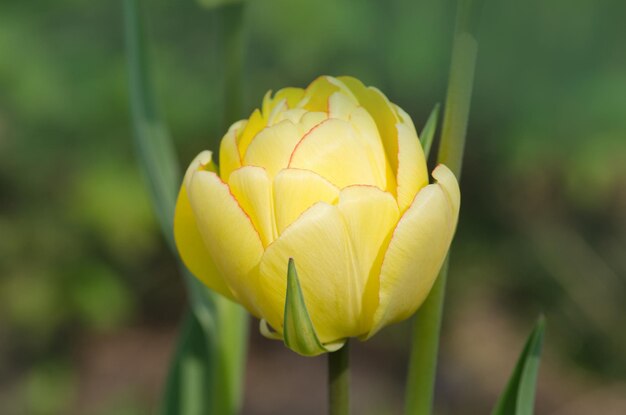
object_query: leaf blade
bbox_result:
[492,316,546,415]
[420,103,440,160]
[123,1,248,413]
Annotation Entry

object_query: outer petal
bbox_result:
[432,163,461,217]
[396,121,429,212]
[258,202,361,343]
[218,120,246,183]
[336,186,399,332]
[367,164,460,337]
[187,170,265,316]
[228,166,277,247]
[237,108,266,158]
[174,151,236,301]
[273,168,340,235]
[289,119,378,189]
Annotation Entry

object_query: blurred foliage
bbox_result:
[0,0,625,413]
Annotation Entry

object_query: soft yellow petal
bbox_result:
[297,111,329,133]
[218,120,246,182]
[228,166,277,247]
[348,106,393,191]
[273,168,340,235]
[187,170,265,316]
[432,164,461,218]
[396,121,429,212]
[274,87,306,108]
[237,108,266,158]
[301,76,340,112]
[328,91,358,120]
[337,76,400,178]
[267,98,288,126]
[336,186,399,332]
[174,151,236,301]
[275,108,307,124]
[258,202,361,343]
[243,120,301,177]
[288,118,378,189]
[367,167,460,337]
[261,90,273,118]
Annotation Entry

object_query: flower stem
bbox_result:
[328,342,350,415]
[404,1,484,414]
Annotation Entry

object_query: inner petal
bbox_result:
[288,118,379,189]
[273,168,340,235]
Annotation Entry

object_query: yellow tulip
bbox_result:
[174,75,460,351]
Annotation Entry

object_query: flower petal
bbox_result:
[218,120,246,182]
[237,108,266,158]
[348,106,395,192]
[258,202,361,343]
[273,168,340,235]
[432,163,461,217]
[367,165,460,337]
[336,186,399,332]
[187,170,265,316]
[396,120,429,212]
[228,166,277,247]
[337,76,400,179]
[274,87,306,108]
[301,76,340,111]
[174,151,236,301]
[289,118,379,189]
[243,120,301,177]
[328,91,358,120]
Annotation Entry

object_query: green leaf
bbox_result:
[123,1,248,414]
[283,258,342,356]
[492,316,546,415]
[123,0,180,252]
[161,311,212,415]
[420,103,440,160]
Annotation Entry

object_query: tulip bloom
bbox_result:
[174,76,459,349]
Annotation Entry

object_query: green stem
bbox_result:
[404,1,484,414]
[405,260,449,415]
[328,342,350,415]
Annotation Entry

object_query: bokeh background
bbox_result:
[1,0,625,414]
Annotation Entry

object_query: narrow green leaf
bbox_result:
[492,316,546,415]
[283,258,329,356]
[420,103,440,160]
[161,311,213,415]
[123,0,180,252]
[123,1,248,414]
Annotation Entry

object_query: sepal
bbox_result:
[282,258,345,356]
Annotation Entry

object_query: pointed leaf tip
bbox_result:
[283,258,333,356]
[492,316,546,415]
[420,103,440,160]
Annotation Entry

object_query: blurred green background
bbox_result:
[1,0,625,414]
